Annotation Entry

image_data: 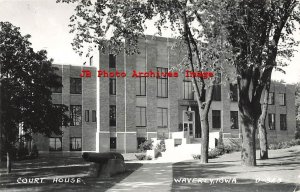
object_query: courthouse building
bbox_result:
[33,36,296,153]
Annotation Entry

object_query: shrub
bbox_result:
[192,154,201,159]
[155,140,166,153]
[268,139,300,150]
[17,144,29,160]
[29,144,39,158]
[208,148,224,159]
[135,154,146,160]
[138,140,153,152]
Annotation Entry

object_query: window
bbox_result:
[51,76,62,93]
[70,78,82,94]
[230,83,238,102]
[230,111,239,129]
[212,85,221,101]
[109,105,116,126]
[109,54,116,68]
[70,137,82,151]
[49,137,62,151]
[136,77,146,96]
[157,108,168,128]
[136,107,146,127]
[70,105,82,126]
[279,93,286,106]
[183,79,194,100]
[92,110,96,122]
[85,110,89,122]
[212,110,221,129]
[110,137,116,149]
[109,78,116,95]
[90,56,93,66]
[268,92,275,105]
[268,113,276,130]
[157,67,168,97]
[280,114,287,130]
[137,137,146,149]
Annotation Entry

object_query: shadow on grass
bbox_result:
[0,154,143,192]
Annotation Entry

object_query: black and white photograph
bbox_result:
[0,0,300,191]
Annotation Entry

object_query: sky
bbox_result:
[0,0,299,84]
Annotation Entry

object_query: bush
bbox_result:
[138,140,153,152]
[192,154,201,159]
[135,154,152,160]
[17,144,29,160]
[155,140,166,153]
[268,139,300,150]
[208,148,224,159]
[29,144,39,158]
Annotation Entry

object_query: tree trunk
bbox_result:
[258,87,270,159]
[200,110,209,163]
[240,108,257,166]
[7,151,11,173]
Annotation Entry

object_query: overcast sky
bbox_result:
[0,0,299,84]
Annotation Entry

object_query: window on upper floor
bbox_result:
[280,114,287,130]
[212,110,221,129]
[212,85,221,101]
[109,105,116,126]
[230,111,239,129]
[85,110,89,122]
[92,110,96,122]
[157,108,168,128]
[157,67,168,98]
[279,93,286,106]
[70,105,82,126]
[268,92,275,105]
[51,76,62,93]
[70,78,82,94]
[109,78,116,95]
[109,54,116,68]
[230,83,238,102]
[136,107,146,127]
[268,113,276,130]
[183,78,194,100]
[136,76,146,96]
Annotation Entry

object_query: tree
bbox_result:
[224,0,299,166]
[58,0,233,163]
[0,22,69,173]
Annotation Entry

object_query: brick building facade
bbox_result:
[34,36,296,153]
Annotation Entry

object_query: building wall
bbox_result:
[34,36,296,153]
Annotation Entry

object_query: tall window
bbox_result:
[268,113,276,130]
[70,78,82,94]
[212,110,221,129]
[212,85,221,101]
[85,110,89,122]
[89,56,93,66]
[279,93,286,106]
[70,137,82,151]
[49,137,62,151]
[109,54,116,68]
[109,105,116,126]
[136,77,146,96]
[280,114,287,130]
[157,108,168,128]
[92,110,96,122]
[109,78,116,95]
[157,67,168,98]
[268,92,275,105]
[136,107,146,127]
[183,79,194,100]
[230,111,239,129]
[51,76,62,93]
[110,137,117,149]
[230,83,238,102]
[137,137,146,149]
[70,105,82,126]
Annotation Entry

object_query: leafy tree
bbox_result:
[58,0,233,163]
[223,0,299,166]
[0,22,69,173]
